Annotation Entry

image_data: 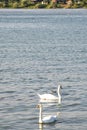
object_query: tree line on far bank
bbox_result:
[0,0,87,8]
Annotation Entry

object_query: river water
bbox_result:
[0,9,87,130]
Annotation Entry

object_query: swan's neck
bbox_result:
[58,86,61,104]
[39,106,43,123]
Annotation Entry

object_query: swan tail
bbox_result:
[37,93,41,98]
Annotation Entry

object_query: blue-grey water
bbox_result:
[0,9,87,130]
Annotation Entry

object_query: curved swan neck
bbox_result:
[57,85,61,96]
[57,85,61,104]
[39,105,43,123]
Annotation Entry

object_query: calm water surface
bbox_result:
[0,9,87,130]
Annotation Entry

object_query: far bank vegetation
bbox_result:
[0,0,87,8]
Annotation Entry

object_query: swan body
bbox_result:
[38,93,58,100]
[37,85,62,104]
[37,104,57,124]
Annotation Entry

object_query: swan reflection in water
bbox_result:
[38,113,61,130]
[37,104,60,125]
[39,123,43,130]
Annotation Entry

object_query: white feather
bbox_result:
[37,84,62,104]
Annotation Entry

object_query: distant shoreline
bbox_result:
[0,0,87,9]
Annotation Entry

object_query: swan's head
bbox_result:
[58,84,62,89]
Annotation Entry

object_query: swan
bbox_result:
[37,85,62,104]
[37,104,58,124]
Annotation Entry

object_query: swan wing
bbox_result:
[43,115,57,123]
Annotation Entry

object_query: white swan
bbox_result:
[37,85,62,104]
[37,104,58,124]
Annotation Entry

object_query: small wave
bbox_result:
[0,97,5,101]
[67,103,81,107]
[0,91,16,94]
